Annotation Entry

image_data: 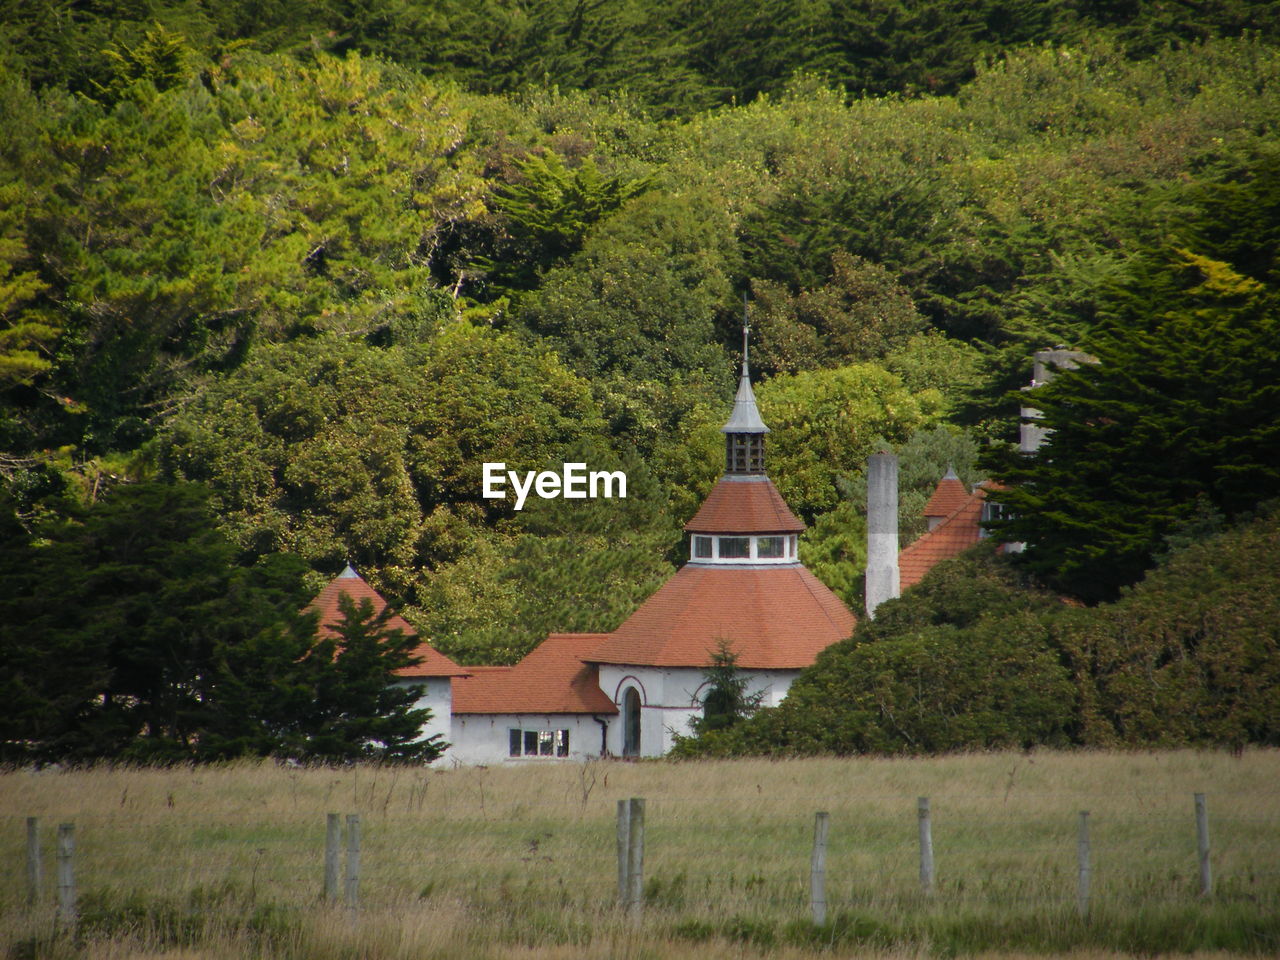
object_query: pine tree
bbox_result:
[986,148,1280,601]
[299,594,442,763]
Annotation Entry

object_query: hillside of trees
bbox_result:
[3,1,1279,758]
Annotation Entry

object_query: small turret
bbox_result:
[721,308,769,475]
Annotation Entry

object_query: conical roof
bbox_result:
[923,468,970,518]
[721,367,770,434]
[306,567,467,678]
[684,476,804,533]
[586,565,854,669]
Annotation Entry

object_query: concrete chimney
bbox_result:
[865,452,900,619]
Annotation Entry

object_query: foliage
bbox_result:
[672,640,763,748]
[1053,508,1280,748]
[749,252,925,375]
[469,150,653,298]
[157,326,603,573]
[0,481,442,763]
[295,593,441,762]
[686,547,1075,757]
[683,511,1280,757]
[756,364,944,519]
[987,147,1280,601]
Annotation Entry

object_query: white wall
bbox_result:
[445,713,610,766]
[597,665,800,757]
[395,677,453,760]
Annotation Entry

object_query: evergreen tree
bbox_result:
[688,640,763,736]
[299,594,441,762]
[987,148,1280,602]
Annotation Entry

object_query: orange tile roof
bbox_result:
[684,477,805,533]
[451,633,618,714]
[306,570,467,679]
[899,487,987,590]
[923,474,971,518]
[587,565,854,669]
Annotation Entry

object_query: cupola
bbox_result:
[721,321,770,475]
[682,312,804,565]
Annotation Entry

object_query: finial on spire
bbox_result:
[742,292,750,376]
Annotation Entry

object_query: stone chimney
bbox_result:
[1019,346,1090,453]
[865,451,900,619]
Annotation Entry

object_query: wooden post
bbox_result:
[1195,793,1211,898]
[345,814,361,909]
[26,817,42,906]
[626,798,645,920]
[616,799,631,907]
[324,813,341,902]
[56,822,76,926]
[810,811,830,925]
[917,797,934,894]
[1077,811,1091,919]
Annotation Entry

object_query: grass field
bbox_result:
[3,750,1278,959]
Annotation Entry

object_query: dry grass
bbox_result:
[2,749,1278,958]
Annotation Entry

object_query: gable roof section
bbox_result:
[923,470,970,518]
[306,568,467,679]
[684,477,805,533]
[899,486,987,590]
[451,633,618,715]
[587,565,854,669]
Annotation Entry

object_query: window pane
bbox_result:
[524,730,538,755]
[719,537,750,558]
[556,730,569,757]
[694,536,713,558]
[538,731,553,756]
[509,729,521,757]
[757,536,784,558]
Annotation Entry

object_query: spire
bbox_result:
[339,562,359,579]
[721,298,770,436]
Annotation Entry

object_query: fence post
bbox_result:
[918,797,934,894]
[56,822,76,927]
[616,799,631,907]
[1077,811,1091,919]
[810,811,830,925]
[626,798,645,920]
[324,813,341,902]
[1195,793,1211,898]
[345,814,361,909]
[26,817,42,906]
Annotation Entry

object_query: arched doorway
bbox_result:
[622,687,641,757]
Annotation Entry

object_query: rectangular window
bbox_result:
[757,536,784,558]
[509,728,572,757]
[718,537,750,558]
[790,535,798,558]
[694,536,713,558]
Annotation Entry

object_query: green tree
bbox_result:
[471,151,652,297]
[691,640,763,735]
[297,593,440,762]
[987,147,1280,600]
[755,363,944,519]
[681,547,1075,757]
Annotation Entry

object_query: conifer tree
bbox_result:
[987,148,1280,601]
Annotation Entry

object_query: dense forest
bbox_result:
[2,1,1278,759]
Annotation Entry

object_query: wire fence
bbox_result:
[12,789,1280,929]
